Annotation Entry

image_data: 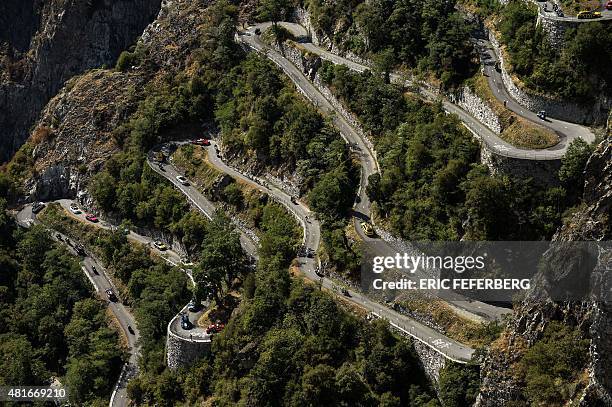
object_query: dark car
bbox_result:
[91,265,99,275]
[188,300,200,312]
[127,325,135,335]
[254,28,261,35]
[180,313,192,330]
[32,202,45,214]
[105,289,118,302]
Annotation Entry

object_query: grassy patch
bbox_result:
[171,144,300,240]
[472,74,559,149]
[400,297,502,348]
[172,144,223,191]
[559,0,601,16]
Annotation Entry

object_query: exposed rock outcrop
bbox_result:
[477,137,612,405]
[18,0,214,202]
[0,0,163,162]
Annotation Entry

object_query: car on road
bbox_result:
[181,313,192,330]
[158,162,166,172]
[206,322,225,334]
[191,138,211,146]
[341,288,351,297]
[85,214,99,222]
[254,28,261,35]
[537,110,547,120]
[32,202,45,214]
[176,175,189,186]
[188,300,200,312]
[360,221,375,237]
[577,10,601,19]
[91,265,99,275]
[127,325,135,335]
[56,233,63,241]
[105,288,117,302]
[607,1,612,10]
[153,240,168,251]
[75,245,86,256]
[69,203,81,214]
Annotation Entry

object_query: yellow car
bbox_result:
[577,10,601,19]
[360,221,375,237]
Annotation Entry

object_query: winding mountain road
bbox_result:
[475,37,596,151]
[15,204,139,407]
[236,27,510,320]
[149,143,478,363]
[241,22,596,160]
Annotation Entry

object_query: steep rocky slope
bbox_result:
[0,0,162,162]
[477,136,612,405]
[16,0,214,202]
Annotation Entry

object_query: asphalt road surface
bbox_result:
[150,143,478,363]
[16,204,139,407]
[243,22,596,160]
[237,28,510,320]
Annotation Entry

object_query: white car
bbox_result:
[176,175,189,186]
[69,203,81,214]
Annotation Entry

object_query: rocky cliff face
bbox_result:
[477,137,612,405]
[0,0,162,162]
[19,0,214,201]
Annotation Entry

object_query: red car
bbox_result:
[206,322,225,334]
[191,138,210,146]
[606,1,612,10]
[85,214,99,222]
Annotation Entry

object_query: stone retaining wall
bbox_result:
[166,324,211,370]
[450,86,502,135]
[488,28,610,125]
[413,338,447,386]
[293,7,372,68]
[481,145,561,186]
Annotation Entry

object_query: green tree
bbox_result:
[194,212,246,303]
[558,138,593,204]
[438,363,480,407]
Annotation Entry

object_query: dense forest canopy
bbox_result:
[498,1,611,101]
[0,202,123,405]
[305,0,477,87]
